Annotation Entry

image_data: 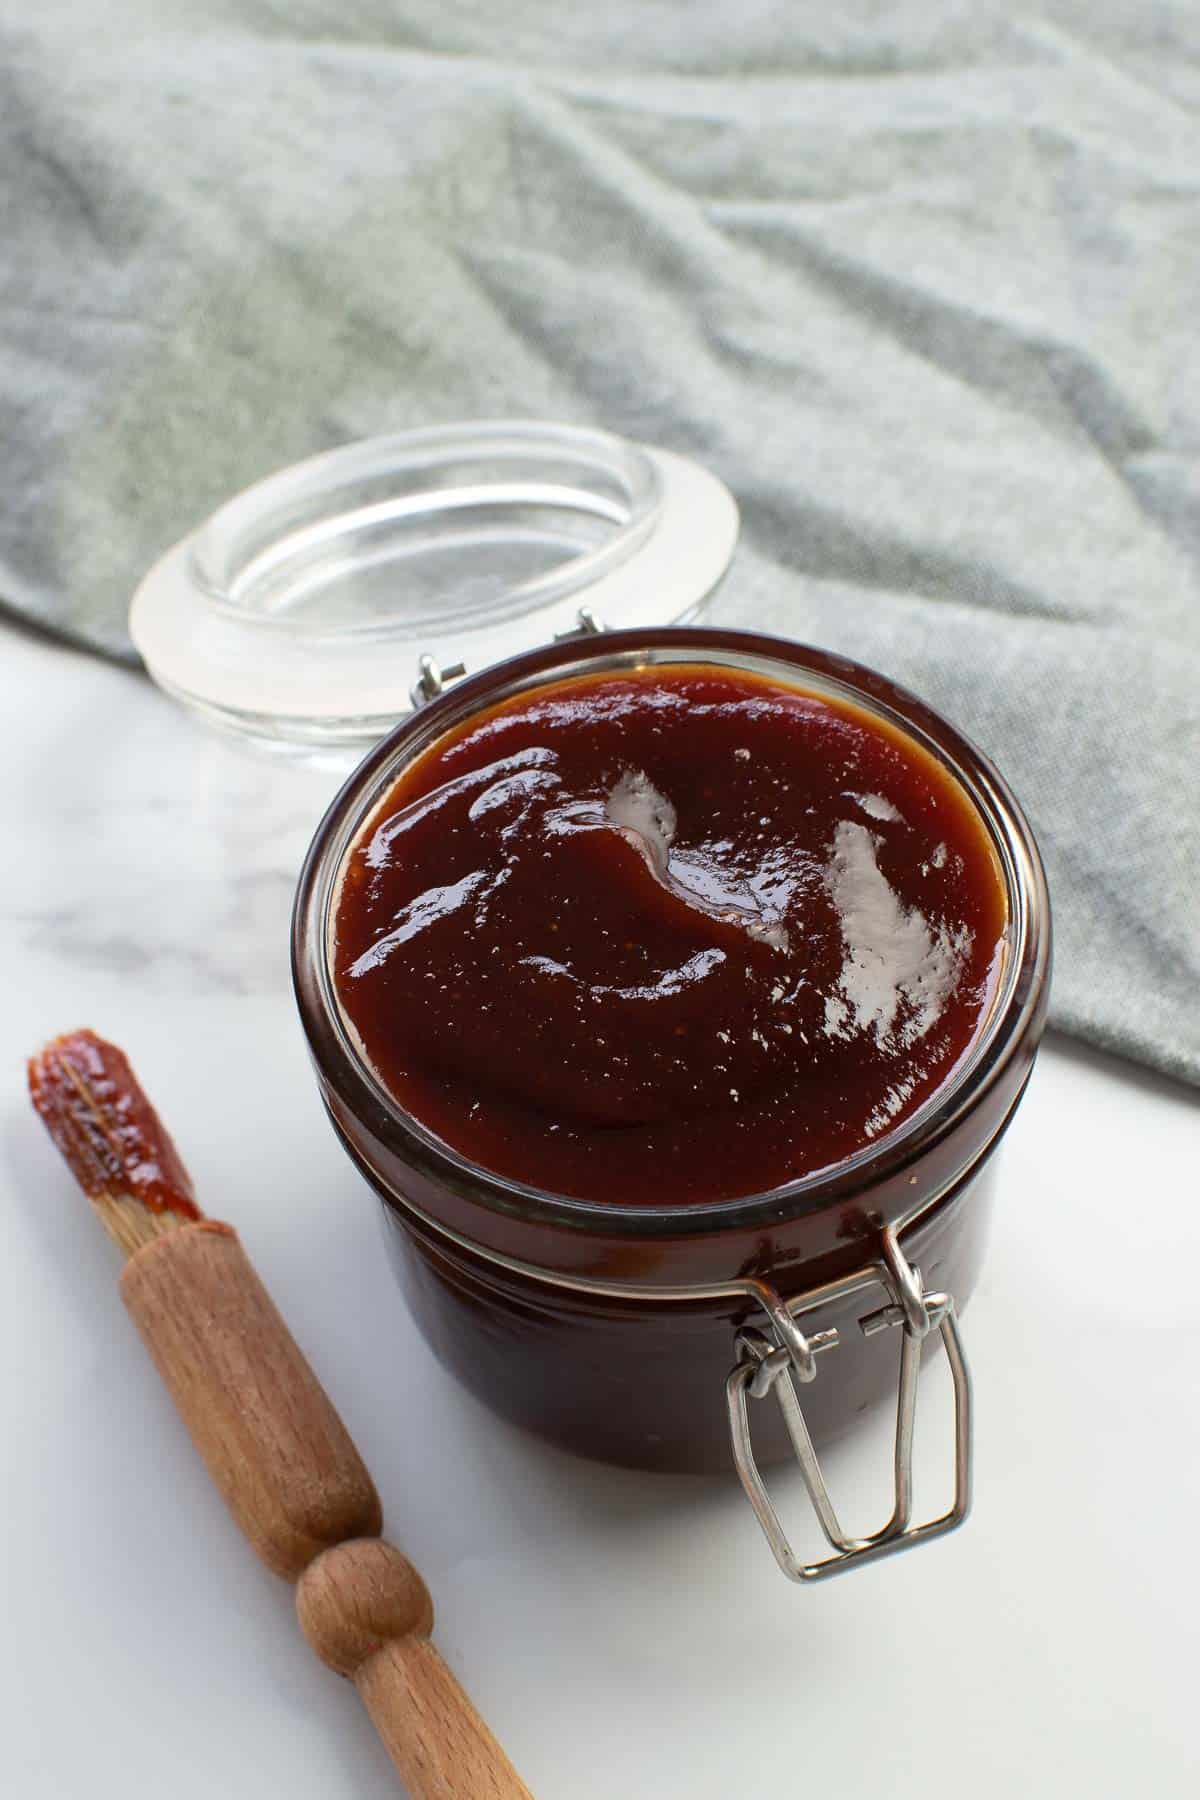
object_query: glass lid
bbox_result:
[130,421,739,755]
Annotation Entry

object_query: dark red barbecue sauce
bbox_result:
[332,666,1008,1206]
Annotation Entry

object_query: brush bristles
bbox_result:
[29,1029,203,1256]
[93,1193,191,1258]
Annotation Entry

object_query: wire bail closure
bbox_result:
[410,608,608,710]
[726,1225,973,1582]
[318,1133,977,1588]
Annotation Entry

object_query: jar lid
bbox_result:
[130,421,739,754]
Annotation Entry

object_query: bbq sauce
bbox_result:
[333,665,1008,1206]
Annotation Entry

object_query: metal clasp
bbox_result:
[410,654,467,709]
[553,604,607,641]
[726,1225,972,1582]
[410,609,608,710]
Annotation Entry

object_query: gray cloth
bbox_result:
[2,3,1198,1084]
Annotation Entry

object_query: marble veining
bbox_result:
[6,631,343,998]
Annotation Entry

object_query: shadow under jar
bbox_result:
[294,628,1050,1580]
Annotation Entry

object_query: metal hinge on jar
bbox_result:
[410,608,608,710]
[726,1226,972,1582]
[354,1163,975,1588]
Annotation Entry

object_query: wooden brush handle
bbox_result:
[120,1221,382,1578]
[121,1223,535,1795]
[298,1540,534,1800]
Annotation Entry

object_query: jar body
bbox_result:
[372,1157,997,1473]
[295,626,1050,1478]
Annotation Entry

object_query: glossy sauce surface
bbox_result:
[333,665,1008,1205]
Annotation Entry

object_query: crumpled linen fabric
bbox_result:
[2,2,1197,1081]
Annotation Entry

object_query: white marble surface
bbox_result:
[2,622,1197,1799]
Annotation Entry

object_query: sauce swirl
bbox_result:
[333,665,1007,1205]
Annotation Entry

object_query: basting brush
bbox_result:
[29,1028,533,1800]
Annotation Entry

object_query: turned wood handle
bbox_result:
[120,1221,382,1577]
[121,1224,535,1794]
[298,1539,534,1800]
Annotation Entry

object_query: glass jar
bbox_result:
[294,626,1050,1583]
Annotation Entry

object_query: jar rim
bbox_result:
[292,626,1051,1241]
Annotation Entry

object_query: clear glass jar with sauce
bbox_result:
[131,423,1050,1581]
[293,626,1050,1582]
